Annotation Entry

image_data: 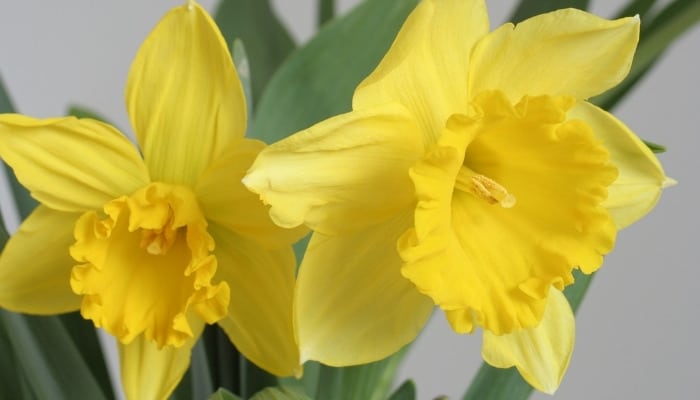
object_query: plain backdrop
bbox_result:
[0,1,698,399]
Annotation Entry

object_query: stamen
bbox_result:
[455,166,516,208]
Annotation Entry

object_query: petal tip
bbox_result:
[663,176,678,188]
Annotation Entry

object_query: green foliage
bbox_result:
[209,388,244,400]
[0,76,36,219]
[251,0,420,144]
[215,0,296,109]
[387,380,417,400]
[509,0,591,22]
[251,386,313,400]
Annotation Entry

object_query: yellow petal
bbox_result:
[482,288,575,394]
[243,103,423,235]
[399,93,617,335]
[119,318,204,400]
[0,114,149,212]
[195,139,307,249]
[469,9,639,102]
[0,206,81,314]
[209,224,300,376]
[296,211,434,366]
[126,2,246,186]
[353,0,488,143]
[569,101,671,229]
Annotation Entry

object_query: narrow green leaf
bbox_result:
[319,0,335,27]
[0,75,36,219]
[0,311,110,400]
[251,386,313,400]
[252,0,419,144]
[644,139,666,153]
[202,326,238,392]
[0,306,34,399]
[0,74,15,113]
[232,39,254,126]
[209,388,244,400]
[614,0,658,20]
[58,312,115,399]
[0,204,8,246]
[214,0,296,108]
[239,354,278,399]
[66,105,110,122]
[278,360,320,398]
[191,340,216,399]
[509,0,590,23]
[387,380,417,400]
[314,347,409,400]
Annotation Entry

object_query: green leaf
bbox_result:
[314,347,409,400]
[278,360,320,398]
[232,39,254,126]
[387,380,417,400]
[66,105,110,122]
[251,386,313,400]
[209,388,243,400]
[0,325,35,399]
[0,202,8,246]
[319,0,335,27]
[509,0,590,23]
[57,312,115,399]
[251,0,420,144]
[0,311,110,400]
[214,0,296,108]
[0,75,37,219]
[173,339,215,400]
[614,0,658,20]
[238,355,278,399]
[643,139,666,153]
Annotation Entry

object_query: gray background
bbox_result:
[0,1,697,399]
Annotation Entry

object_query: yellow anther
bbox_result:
[455,166,516,208]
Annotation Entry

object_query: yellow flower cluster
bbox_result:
[0,0,672,398]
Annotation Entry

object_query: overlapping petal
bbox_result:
[244,103,423,235]
[119,319,204,400]
[570,101,672,229]
[0,206,82,314]
[353,0,488,143]
[195,139,307,249]
[0,114,149,212]
[126,2,246,186]
[482,288,575,394]
[296,212,434,366]
[469,9,639,102]
[209,224,300,376]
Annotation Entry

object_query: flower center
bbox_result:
[455,166,516,208]
[69,182,230,348]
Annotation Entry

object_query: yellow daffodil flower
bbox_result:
[243,0,672,393]
[0,2,305,398]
